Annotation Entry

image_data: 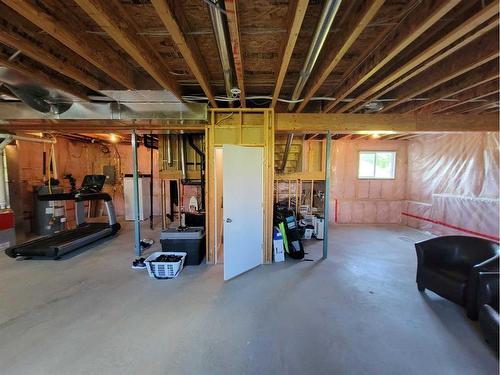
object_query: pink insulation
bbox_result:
[404,132,499,240]
[330,139,407,224]
[329,132,499,241]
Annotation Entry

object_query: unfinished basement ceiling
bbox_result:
[0,0,497,113]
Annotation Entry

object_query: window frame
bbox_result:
[357,150,397,180]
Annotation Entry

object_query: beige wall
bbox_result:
[330,139,408,224]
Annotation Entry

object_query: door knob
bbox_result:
[225,218,232,223]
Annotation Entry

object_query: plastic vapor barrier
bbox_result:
[404,132,499,241]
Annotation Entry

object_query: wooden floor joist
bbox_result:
[323,0,461,113]
[382,31,499,112]
[460,99,500,114]
[295,0,385,113]
[407,62,499,113]
[74,0,181,98]
[224,0,246,107]
[0,55,89,100]
[270,0,309,108]
[0,0,135,89]
[0,14,102,92]
[433,80,500,113]
[343,3,499,113]
[152,0,217,107]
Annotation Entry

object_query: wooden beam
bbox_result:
[270,0,309,108]
[0,14,102,92]
[323,0,460,113]
[0,0,135,89]
[381,31,499,112]
[224,0,245,107]
[275,113,498,132]
[344,4,499,113]
[295,0,385,112]
[406,61,499,113]
[0,55,88,100]
[74,0,181,97]
[432,80,500,113]
[151,0,216,107]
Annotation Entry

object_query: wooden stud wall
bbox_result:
[205,108,274,264]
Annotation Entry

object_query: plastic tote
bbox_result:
[145,252,187,279]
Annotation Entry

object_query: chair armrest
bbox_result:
[474,254,499,272]
[415,237,457,267]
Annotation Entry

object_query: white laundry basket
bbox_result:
[145,252,186,279]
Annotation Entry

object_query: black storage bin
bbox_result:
[160,227,205,265]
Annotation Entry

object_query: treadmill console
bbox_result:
[80,175,106,193]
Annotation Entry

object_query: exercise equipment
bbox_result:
[5,175,120,260]
[274,205,304,260]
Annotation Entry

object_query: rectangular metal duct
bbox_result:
[0,101,208,121]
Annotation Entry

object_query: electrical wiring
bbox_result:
[182,95,342,103]
[182,95,431,104]
[215,112,234,126]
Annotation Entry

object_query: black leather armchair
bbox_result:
[478,272,499,352]
[415,236,499,318]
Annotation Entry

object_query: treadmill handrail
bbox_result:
[38,192,112,202]
[75,192,112,202]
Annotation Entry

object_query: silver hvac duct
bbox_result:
[0,101,207,121]
[208,0,236,98]
[288,0,342,111]
[166,132,173,167]
[179,134,187,181]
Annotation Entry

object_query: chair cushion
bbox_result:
[422,265,468,305]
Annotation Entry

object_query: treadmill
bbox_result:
[5,175,121,259]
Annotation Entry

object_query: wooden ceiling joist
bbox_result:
[295,0,385,113]
[432,79,500,113]
[323,0,461,113]
[224,0,246,107]
[151,0,217,107]
[0,16,102,92]
[0,0,135,89]
[381,31,499,113]
[270,0,309,108]
[407,61,499,113]
[74,0,181,98]
[343,3,499,113]
[460,99,500,114]
[0,55,88,100]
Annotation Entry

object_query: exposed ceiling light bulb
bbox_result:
[109,133,119,143]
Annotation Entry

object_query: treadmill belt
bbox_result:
[7,223,112,258]
[19,224,109,248]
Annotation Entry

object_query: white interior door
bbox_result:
[223,145,263,280]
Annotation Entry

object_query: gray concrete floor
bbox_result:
[0,223,498,375]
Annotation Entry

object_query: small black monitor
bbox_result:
[81,175,106,192]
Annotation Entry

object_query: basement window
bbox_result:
[358,151,396,179]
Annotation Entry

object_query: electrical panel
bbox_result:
[103,165,116,185]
